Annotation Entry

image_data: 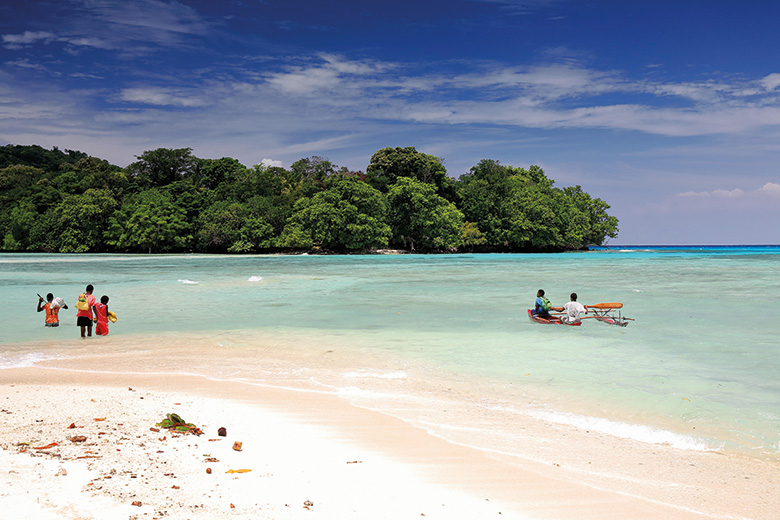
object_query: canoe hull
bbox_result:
[527,309,582,326]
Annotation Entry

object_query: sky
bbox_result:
[1,0,779,245]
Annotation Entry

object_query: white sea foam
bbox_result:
[343,370,407,380]
[529,410,710,451]
[335,386,415,401]
[177,279,199,285]
[0,353,68,369]
[247,276,263,282]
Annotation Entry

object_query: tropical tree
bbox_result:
[562,185,619,246]
[0,144,86,171]
[366,147,448,193]
[106,189,192,253]
[126,147,198,188]
[385,177,465,251]
[290,156,336,183]
[27,189,118,252]
[278,176,390,250]
[197,200,274,252]
[197,157,247,190]
[457,160,523,246]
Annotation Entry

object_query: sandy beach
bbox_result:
[2,358,779,520]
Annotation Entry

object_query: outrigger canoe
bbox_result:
[528,303,634,327]
[527,309,581,326]
[586,303,632,327]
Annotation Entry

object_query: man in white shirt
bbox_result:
[561,292,588,324]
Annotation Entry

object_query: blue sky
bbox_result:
[2,0,779,244]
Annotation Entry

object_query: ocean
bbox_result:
[1,248,779,462]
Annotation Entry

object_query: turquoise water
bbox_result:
[1,249,779,460]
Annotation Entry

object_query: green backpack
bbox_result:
[540,297,552,312]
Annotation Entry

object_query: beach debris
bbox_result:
[150,427,160,433]
[204,457,219,462]
[131,501,142,507]
[226,469,251,474]
[346,461,363,464]
[304,500,314,509]
[232,441,242,451]
[33,442,58,450]
[218,427,227,437]
[155,413,203,435]
[230,503,236,509]
[94,417,106,422]
[206,468,212,474]
[70,435,88,443]
[55,468,68,476]
[67,422,77,429]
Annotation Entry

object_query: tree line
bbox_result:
[0,144,618,254]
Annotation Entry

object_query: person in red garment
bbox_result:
[94,295,110,336]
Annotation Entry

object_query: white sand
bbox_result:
[0,381,513,520]
[2,367,779,520]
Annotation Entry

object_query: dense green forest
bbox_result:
[0,144,618,253]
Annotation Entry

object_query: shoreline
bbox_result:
[2,362,779,519]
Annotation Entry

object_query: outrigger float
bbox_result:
[528,302,634,327]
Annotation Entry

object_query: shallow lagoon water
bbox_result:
[1,249,779,460]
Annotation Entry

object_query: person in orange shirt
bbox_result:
[94,295,110,336]
[75,284,97,338]
[37,293,68,327]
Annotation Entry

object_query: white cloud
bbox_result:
[677,183,780,199]
[64,36,114,50]
[2,1,212,55]
[85,0,210,37]
[452,64,623,99]
[261,158,283,168]
[759,73,780,91]
[5,59,52,73]
[758,182,780,196]
[1,31,57,47]
[251,55,780,138]
[119,87,211,107]
[677,188,745,198]
[264,54,390,95]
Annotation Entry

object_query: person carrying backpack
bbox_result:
[531,289,554,319]
[75,284,97,338]
[37,292,68,327]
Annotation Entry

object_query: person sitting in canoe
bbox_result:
[531,289,553,319]
[560,292,588,324]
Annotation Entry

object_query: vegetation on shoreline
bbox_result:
[0,144,618,253]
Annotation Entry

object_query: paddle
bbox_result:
[586,302,623,309]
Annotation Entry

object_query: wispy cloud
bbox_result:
[677,188,746,198]
[471,0,567,15]
[2,30,57,48]
[119,87,212,107]
[2,0,212,55]
[677,183,780,200]
[232,54,780,138]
